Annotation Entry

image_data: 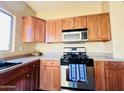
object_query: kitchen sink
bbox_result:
[0,61,22,70]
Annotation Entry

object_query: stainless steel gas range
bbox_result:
[60,47,95,91]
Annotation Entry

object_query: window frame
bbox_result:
[0,8,14,52]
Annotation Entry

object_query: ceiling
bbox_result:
[25,1,102,14]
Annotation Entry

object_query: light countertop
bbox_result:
[0,54,124,74]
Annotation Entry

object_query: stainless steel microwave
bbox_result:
[62,29,88,42]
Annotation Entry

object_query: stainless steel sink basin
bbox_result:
[0,62,22,70]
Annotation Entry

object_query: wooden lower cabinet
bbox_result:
[0,60,40,91]
[118,70,124,90]
[40,60,60,91]
[105,69,119,91]
[95,61,124,91]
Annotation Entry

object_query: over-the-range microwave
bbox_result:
[62,28,88,42]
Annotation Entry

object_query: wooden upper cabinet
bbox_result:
[73,16,87,29]
[22,16,45,42]
[62,18,73,30]
[98,13,111,41]
[46,20,56,42]
[46,19,62,43]
[55,20,62,42]
[87,15,99,41]
[39,19,45,42]
[87,13,111,41]
[22,16,34,42]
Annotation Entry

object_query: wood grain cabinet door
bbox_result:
[87,15,99,41]
[46,20,56,42]
[98,13,111,41]
[33,18,39,42]
[40,61,52,90]
[33,18,45,42]
[62,18,73,30]
[46,20,62,43]
[118,70,124,90]
[55,19,62,42]
[39,19,45,42]
[52,66,61,90]
[22,16,45,43]
[40,67,47,90]
[22,16,35,42]
[6,75,25,91]
[94,61,106,91]
[40,66,53,90]
[73,16,87,29]
[40,60,60,91]
[105,69,119,91]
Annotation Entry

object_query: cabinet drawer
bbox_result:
[22,62,38,73]
[104,62,119,69]
[105,62,118,69]
[40,60,60,67]
[45,61,60,66]
[117,62,124,70]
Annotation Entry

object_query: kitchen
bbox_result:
[0,1,124,91]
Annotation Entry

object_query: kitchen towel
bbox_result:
[78,64,87,82]
[69,64,87,82]
[69,64,77,81]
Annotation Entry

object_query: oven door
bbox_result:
[61,65,95,90]
[61,65,70,87]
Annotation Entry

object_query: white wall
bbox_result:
[0,1,36,58]
[37,2,102,20]
[109,2,124,58]
[36,42,107,54]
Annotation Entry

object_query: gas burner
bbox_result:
[61,47,93,65]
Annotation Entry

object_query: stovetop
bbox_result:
[61,47,93,65]
[61,52,88,59]
[60,52,93,65]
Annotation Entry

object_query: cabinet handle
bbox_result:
[33,64,36,67]
[27,74,30,77]
[113,64,117,67]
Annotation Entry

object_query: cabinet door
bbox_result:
[40,66,53,90]
[62,18,73,30]
[55,20,62,42]
[34,18,39,42]
[40,61,52,90]
[22,16,45,43]
[98,13,111,41]
[40,60,60,91]
[105,69,119,91]
[34,18,45,42]
[87,15,99,41]
[46,20,56,42]
[23,62,39,91]
[52,66,61,90]
[118,70,124,90]
[94,62,106,91]
[22,16,35,42]
[39,19,45,42]
[40,66,47,90]
[6,75,24,91]
[73,16,87,29]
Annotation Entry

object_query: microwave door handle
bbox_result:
[80,32,82,40]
